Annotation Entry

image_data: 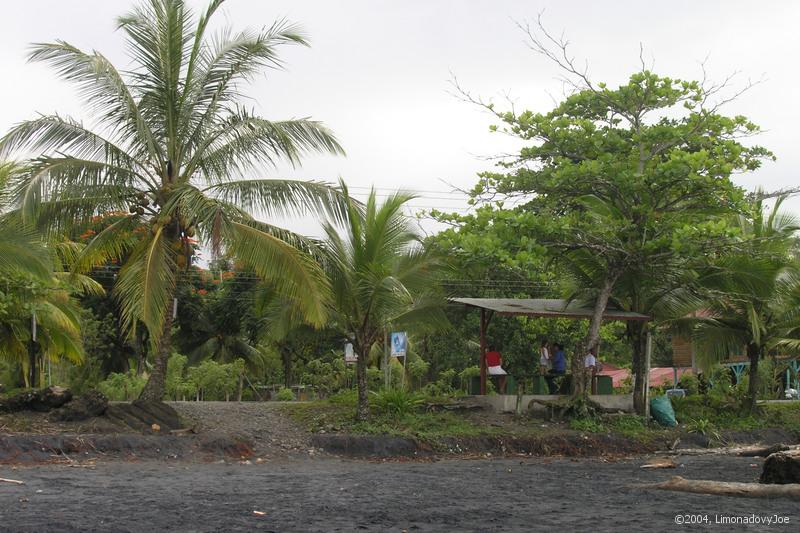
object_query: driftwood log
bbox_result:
[648,476,800,500]
[0,386,72,413]
[761,450,800,484]
[528,399,568,421]
[49,390,108,422]
[738,444,790,457]
[662,444,800,457]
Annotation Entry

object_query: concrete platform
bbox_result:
[471,394,634,414]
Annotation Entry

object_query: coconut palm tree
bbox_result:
[0,273,87,387]
[0,0,347,400]
[675,194,800,412]
[322,185,448,420]
[1,162,101,387]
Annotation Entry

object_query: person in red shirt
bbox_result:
[485,345,508,393]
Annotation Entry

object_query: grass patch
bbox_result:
[673,395,800,434]
[284,391,800,449]
[283,399,502,441]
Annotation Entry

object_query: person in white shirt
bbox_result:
[584,346,601,394]
[538,340,551,374]
[584,348,598,372]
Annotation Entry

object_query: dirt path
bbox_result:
[0,455,796,532]
[169,401,312,457]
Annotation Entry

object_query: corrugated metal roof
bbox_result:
[451,298,650,321]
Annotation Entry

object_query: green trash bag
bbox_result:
[650,395,677,427]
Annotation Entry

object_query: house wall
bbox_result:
[672,336,694,368]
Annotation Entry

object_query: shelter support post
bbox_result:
[480,309,487,395]
[478,309,495,395]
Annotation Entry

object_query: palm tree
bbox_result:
[1,162,101,387]
[0,0,347,400]
[322,185,448,420]
[676,194,800,412]
[0,273,87,387]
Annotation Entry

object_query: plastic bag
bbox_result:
[650,395,677,427]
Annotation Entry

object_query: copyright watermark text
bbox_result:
[674,514,791,526]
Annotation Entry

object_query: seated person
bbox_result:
[485,346,508,393]
[545,343,567,394]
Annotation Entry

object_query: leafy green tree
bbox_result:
[172,269,267,373]
[0,0,347,400]
[675,195,800,412]
[446,24,771,411]
[323,186,448,420]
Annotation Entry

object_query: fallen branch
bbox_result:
[169,427,196,435]
[647,476,800,500]
[661,444,800,457]
[0,477,24,485]
[641,458,676,469]
[738,444,790,457]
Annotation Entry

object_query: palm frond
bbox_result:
[114,226,177,338]
[0,218,52,278]
[204,178,350,225]
[227,221,330,326]
[25,43,161,162]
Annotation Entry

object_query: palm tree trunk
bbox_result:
[746,343,760,413]
[355,340,370,421]
[280,345,292,389]
[138,308,174,402]
[134,326,145,376]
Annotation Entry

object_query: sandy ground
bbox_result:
[169,401,312,457]
[0,455,797,532]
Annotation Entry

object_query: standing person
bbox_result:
[486,345,508,393]
[538,340,551,374]
[584,346,598,372]
[585,346,602,394]
[546,343,567,394]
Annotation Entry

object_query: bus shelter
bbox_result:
[452,298,651,396]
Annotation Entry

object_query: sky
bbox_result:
[0,0,798,237]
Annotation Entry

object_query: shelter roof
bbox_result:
[451,298,650,321]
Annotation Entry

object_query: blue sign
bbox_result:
[390,332,407,357]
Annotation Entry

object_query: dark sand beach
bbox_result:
[1,454,796,532]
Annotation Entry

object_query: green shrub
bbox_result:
[407,357,430,389]
[276,387,295,401]
[678,374,699,395]
[458,365,480,391]
[607,415,647,436]
[166,353,197,400]
[185,358,243,401]
[328,389,358,406]
[370,388,424,416]
[708,365,733,392]
[569,417,605,432]
[302,358,351,397]
[366,367,383,390]
[97,370,146,401]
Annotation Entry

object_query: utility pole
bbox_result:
[384,327,390,388]
[28,312,37,388]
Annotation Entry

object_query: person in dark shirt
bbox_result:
[546,343,567,394]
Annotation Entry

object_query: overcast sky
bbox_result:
[0,0,798,236]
